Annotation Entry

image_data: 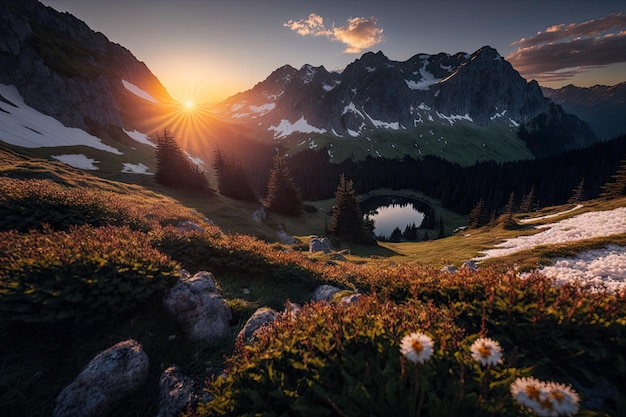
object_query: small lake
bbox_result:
[360,196,433,239]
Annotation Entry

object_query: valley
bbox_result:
[1,1,625,416]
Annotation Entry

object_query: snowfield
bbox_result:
[477,206,626,291]
[538,245,626,292]
[52,154,99,170]
[0,84,122,154]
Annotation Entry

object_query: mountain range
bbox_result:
[0,0,623,174]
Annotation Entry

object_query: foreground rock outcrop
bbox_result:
[52,340,149,417]
[163,271,232,341]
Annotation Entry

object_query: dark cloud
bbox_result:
[507,13,626,83]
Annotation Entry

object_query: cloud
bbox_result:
[506,13,626,83]
[284,13,383,54]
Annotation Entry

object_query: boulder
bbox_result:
[238,307,278,343]
[156,366,201,417]
[276,230,297,244]
[462,260,478,271]
[176,220,205,233]
[163,271,232,341]
[252,206,266,223]
[311,284,342,302]
[52,340,149,417]
[441,265,458,274]
[309,237,334,254]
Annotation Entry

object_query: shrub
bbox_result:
[0,178,211,233]
[196,297,529,417]
[0,225,179,324]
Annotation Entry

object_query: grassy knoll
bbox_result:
[1,146,625,417]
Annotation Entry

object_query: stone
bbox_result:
[462,260,478,271]
[276,230,297,244]
[252,206,266,223]
[52,339,149,417]
[309,237,334,254]
[156,366,201,417]
[238,307,278,343]
[441,265,458,274]
[311,284,342,302]
[163,271,232,341]
[176,220,205,233]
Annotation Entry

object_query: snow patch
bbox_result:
[477,207,626,260]
[366,66,376,73]
[508,118,520,127]
[405,59,441,90]
[122,80,158,103]
[268,117,327,138]
[52,154,99,170]
[437,112,473,125]
[538,245,626,292]
[520,205,583,223]
[124,129,156,148]
[185,152,204,166]
[122,162,151,174]
[490,110,507,120]
[322,81,341,91]
[249,103,275,113]
[0,84,122,154]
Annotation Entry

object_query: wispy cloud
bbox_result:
[506,12,626,83]
[284,13,384,54]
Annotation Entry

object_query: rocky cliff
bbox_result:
[215,46,597,160]
[0,0,169,138]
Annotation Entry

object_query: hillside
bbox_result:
[1,146,625,417]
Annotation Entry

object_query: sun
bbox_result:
[184,100,193,110]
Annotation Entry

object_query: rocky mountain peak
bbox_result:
[0,0,169,136]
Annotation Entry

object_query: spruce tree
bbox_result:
[264,154,303,215]
[519,186,535,213]
[568,178,586,204]
[213,147,257,201]
[600,158,626,200]
[328,174,374,243]
[467,198,486,228]
[155,128,209,191]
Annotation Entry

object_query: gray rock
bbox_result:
[156,366,200,417]
[462,260,478,271]
[238,307,278,343]
[441,265,458,274]
[52,340,149,417]
[177,220,204,233]
[276,230,297,244]
[311,284,342,302]
[309,237,334,254]
[163,271,232,341]
[252,206,266,223]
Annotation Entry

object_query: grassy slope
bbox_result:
[2,146,625,416]
[278,119,533,166]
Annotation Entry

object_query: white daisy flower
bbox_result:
[400,332,434,364]
[470,337,503,367]
[545,381,580,416]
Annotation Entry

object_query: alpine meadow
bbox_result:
[1,1,626,417]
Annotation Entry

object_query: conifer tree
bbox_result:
[467,198,486,228]
[568,178,586,204]
[600,158,626,200]
[328,174,374,243]
[213,147,257,201]
[264,153,303,215]
[519,186,536,213]
[155,128,210,191]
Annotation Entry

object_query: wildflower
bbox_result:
[511,377,546,414]
[544,381,580,416]
[511,377,580,416]
[400,332,434,364]
[470,337,503,367]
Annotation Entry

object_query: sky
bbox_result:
[41,0,626,104]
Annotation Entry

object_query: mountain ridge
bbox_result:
[213,46,597,162]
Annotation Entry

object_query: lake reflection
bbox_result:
[361,196,431,239]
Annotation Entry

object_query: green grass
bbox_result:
[280,118,534,166]
[1,146,625,417]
